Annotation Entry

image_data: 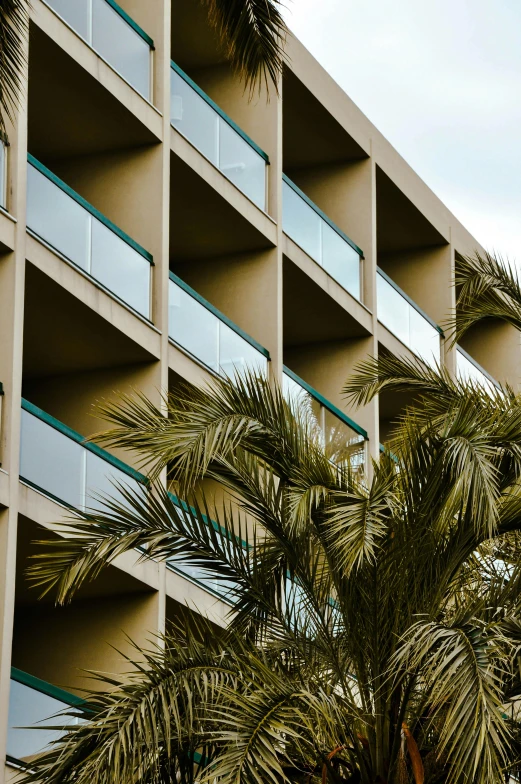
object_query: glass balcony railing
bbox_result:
[7,668,86,765]
[283,367,367,476]
[19,399,145,512]
[44,0,153,99]
[170,62,268,210]
[377,269,442,368]
[27,156,153,319]
[167,495,239,605]
[169,273,269,378]
[457,346,498,392]
[282,176,363,300]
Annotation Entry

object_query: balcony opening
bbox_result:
[457,320,514,388]
[376,167,449,368]
[283,333,372,477]
[22,264,159,475]
[170,0,276,215]
[28,25,161,321]
[282,255,371,350]
[37,0,156,104]
[8,517,158,766]
[282,68,369,301]
[168,162,275,377]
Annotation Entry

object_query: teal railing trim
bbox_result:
[170,60,269,164]
[282,174,364,258]
[283,365,368,440]
[11,667,85,708]
[103,0,154,49]
[169,272,270,360]
[27,155,154,265]
[379,443,399,464]
[456,345,499,388]
[376,267,444,336]
[21,398,147,486]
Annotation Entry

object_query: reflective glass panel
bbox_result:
[169,281,219,371]
[171,71,219,165]
[85,450,142,513]
[324,408,365,471]
[27,165,91,272]
[92,0,150,99]
[46,0,90,41]
[219,321,266,377]
[377,273,410,346]
[170,561,237,602]
[20,410,85,509]
[457,349,496,392]
[282,181,322,263]
[282,373,308,409]
[321,222,360,299]
[7,679,82,762]
[91,220,150,318]
[409,307,440,368]
[219,122,265,209]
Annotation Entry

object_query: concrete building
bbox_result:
[0,0,517,777]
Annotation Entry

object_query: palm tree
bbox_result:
[23,313,521,784]
[0,0,29,135]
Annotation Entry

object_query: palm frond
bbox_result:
[0,0,29,135]
[392,617,510,784]
[201,0,287,93]
[450,251,521,342]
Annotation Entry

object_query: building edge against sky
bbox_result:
[0,0,519,776]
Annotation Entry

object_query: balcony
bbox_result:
[457,346,498,392]
[19,399,145,512]
[282,175,362,301]
[283,367,367,476]
[26,155,153,320]
[167,495,239,605]
[168,273,269,377]
[43,0,153,100]
[377,269,442,368]
[170,61,268,210]
[7,668,85,766]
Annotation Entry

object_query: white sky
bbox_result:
[283,0,521,260]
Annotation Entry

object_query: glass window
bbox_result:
[409,307,440,368]
[169,281,219,371]
[377,273,410,346]
[27,166,91,273]
[46,0,91,41]
[91,220,150,318]
[7,679,82,762]
[171,71,219,166]
[282,181,322,263]
[219,122,265,209]
[91,0,150,99]
[321,222,360,299]
[219,322,266,377]
[20,410,85,509]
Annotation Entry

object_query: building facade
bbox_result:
[0,0,518,777]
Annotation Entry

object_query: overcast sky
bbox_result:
[283,0,521,260]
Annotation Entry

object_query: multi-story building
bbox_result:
[0,0,517,777]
